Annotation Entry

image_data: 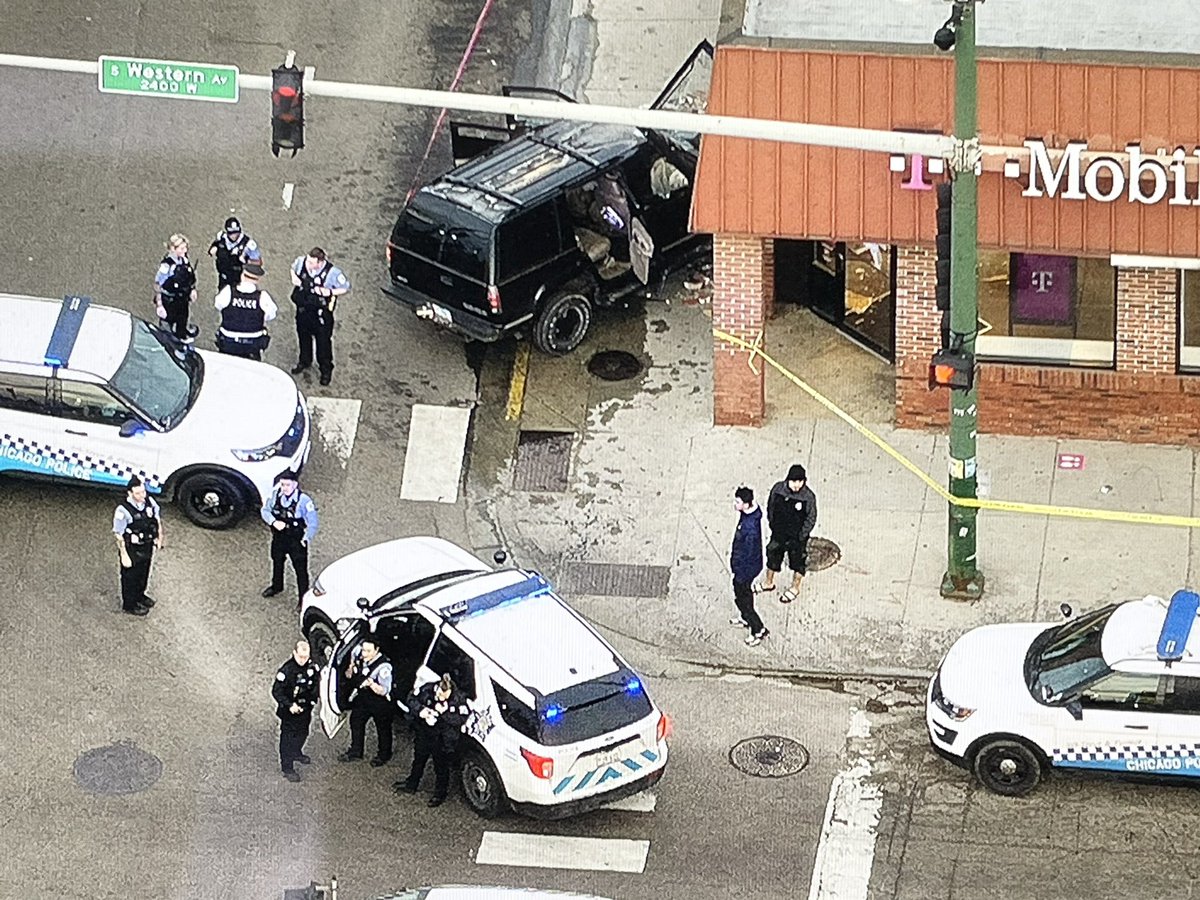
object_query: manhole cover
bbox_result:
[587,350,643,382]
[512,430,573,492]
[807,536,841,572]
[73,741,163,795]
[729,735,810,778]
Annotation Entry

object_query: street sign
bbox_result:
[97,56,239,103]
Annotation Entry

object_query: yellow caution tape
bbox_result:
[712,327,1200,529]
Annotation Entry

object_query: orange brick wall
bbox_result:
[712,233,767,425]
[894,253,1200,443]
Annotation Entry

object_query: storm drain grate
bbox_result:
[806,536,841,572]
[73,741,163,795]
[729,735,810,778]
[558,561,671,598]
[512,430,574,492]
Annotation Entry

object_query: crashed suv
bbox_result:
[384,42,713,355]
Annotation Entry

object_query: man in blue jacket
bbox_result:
[730,486,769,646]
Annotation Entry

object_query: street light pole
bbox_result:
[941,0,985,600]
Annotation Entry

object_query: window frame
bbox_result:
[0,371,53,416]
[51,377,136,427]
[423,631,478,701]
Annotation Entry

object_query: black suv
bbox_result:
[384,42,713,355]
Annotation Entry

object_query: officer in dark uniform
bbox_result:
[207,217,262,291]
[214,262,278,360]
[290,247,351,386]
[112,476,164,616]
[272,639,319,782]
[260,470,319,603]
[339,640,394,766]
[153,233,199,342]
[394,672,469,807]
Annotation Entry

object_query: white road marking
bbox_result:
[601,790,656,813]
[475,832,651,874]
[399,404,472,503]
[282,182,295,209]
[303,65,316,84]
[807,709,883,900]
[305,397,361,468]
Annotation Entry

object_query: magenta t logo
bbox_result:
[889,153,946,191]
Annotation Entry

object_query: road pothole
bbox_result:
[73,741,162,795]
[729,735,810,778]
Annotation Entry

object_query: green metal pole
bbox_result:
[941,0,985,600]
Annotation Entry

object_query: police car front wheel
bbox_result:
[460,749,507,818]
[175,471,249,530]
[971,739,1043,797]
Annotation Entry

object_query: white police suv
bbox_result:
[928,589,1200,796]
[301,536,670,819]
[0,293,310,528]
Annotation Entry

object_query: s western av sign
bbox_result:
[98,56,239,103]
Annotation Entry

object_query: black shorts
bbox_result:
[766,536,808,575]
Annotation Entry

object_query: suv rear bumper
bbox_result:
[510,765,665,821]
[382,283,506,343]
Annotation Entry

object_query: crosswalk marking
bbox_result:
[305,397,362,468]
[476,832,650,874]
[601,790,656,813]
[399,404,472,503]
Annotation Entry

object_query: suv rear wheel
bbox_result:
[533,289,592,355]
[971,738,1043,796]
[175,470,248,530]
[461,748,508,818]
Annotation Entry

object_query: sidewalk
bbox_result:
[465,0,1200,678]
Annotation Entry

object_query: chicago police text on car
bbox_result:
[302,537,670,819]
[0,294,310,528]
[927,589,1200,796]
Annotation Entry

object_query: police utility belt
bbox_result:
[217,328,271,349]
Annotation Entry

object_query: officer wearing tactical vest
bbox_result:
[260,469,319,604]
[339,639,395,766]
[272,639,319,782]
[214,261,278,360]
[153,233,199,342]
[207,217,262,291]
[112,476,164,616]
[290,247,351,386]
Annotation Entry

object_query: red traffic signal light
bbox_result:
[928,347,975,391]
[271,65,304,156]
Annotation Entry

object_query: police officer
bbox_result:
[394,672,469,807]
[214,261,277,360]
[112,476,163,616]
[290,247,351,386]
[260,469,319,603]
[207,217,262,291]
[339,639,394,766]
[153,233,199,342]
[272,639,319,782]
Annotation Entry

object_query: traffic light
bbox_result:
[935,180,952,349]
[271,65,304,156]
[929,346,974,391]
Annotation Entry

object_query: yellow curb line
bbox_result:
[712,327,1200,529]
[505,341,531,422]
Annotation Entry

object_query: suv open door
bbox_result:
[317,622,367,738]
[643,39,715,168]
[449,86,578,166]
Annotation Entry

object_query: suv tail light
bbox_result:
[657,712,671,742]
[488,284,502,314]
[520,747,554,779]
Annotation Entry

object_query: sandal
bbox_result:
[753,582,777,594]
[780,589,798,604]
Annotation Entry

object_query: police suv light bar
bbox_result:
[1157,589,1200,663]
[44,295,90,368]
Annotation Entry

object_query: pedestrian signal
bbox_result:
[928,347,974,391]
[271,65,305,156]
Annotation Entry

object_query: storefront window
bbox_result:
[1179,271,1200,372]
[976,252,1116,366]
[843,243,894,359]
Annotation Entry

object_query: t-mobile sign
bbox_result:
[1012,254,1075,326]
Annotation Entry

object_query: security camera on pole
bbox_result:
[931,0,985,601]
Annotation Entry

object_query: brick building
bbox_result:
[691,32,1200,444]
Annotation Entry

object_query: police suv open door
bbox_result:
[318,622,367,739]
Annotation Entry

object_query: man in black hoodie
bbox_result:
[760,464,818,603]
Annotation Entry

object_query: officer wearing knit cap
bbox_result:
[261,469,319,603]
[208,216,262,291]
[757,464,818,604]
